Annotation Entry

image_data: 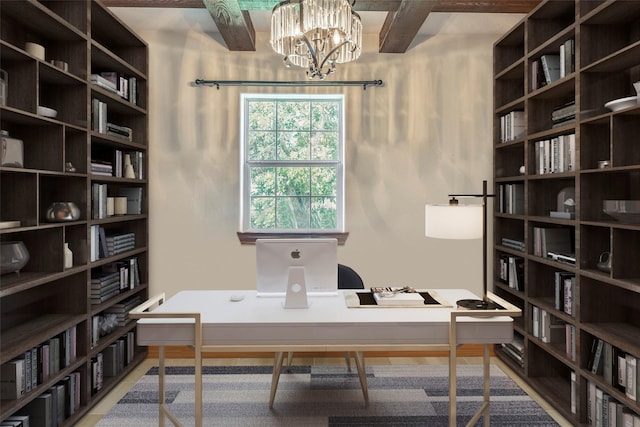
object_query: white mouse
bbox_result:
[230,294,245,302]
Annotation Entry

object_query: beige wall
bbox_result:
[124,24,516,299]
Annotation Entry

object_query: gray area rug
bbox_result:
[97,364,560,426]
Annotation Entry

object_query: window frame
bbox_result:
[239,93,346,241]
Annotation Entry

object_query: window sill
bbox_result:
[237,231,349,245]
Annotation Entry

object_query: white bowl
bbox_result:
[37,105,57,118]
[604,96,639,112]
[634,81,640,96]
[25,42,45,60]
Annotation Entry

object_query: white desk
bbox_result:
[132,289,520,427]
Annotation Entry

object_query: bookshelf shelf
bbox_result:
[0,0,149,424]
[493,0,640,424]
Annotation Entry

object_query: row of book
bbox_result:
[554,271,575,316]
[532,226,573,260]
[92,150,144,179]
[4,370,82,427]
[499,110,524,143]
[89,225,137,262]
[0,326,76,400]
[91,258,141,305]
[588,338,640,403]
[498,183,524,215]
[92,183,144,219]
[530,39,574,91]
[534,133,576,175]
[91,98,133,141]
[91,72,138,105]
[587,380,640,426]
[91,331,136,397]
[498,254,524,291]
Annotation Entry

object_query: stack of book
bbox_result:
[498,183,524,215]
[106,233,135,256]
[91,160,112,176]
[501,237,525,251]
[551,101,576,128]
[106,122,132,141]
[104,295,141,327]
[500,332,524,368]
[90,73,118,94]
[90,271,121,304]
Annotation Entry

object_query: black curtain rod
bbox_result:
[194,79,384,90]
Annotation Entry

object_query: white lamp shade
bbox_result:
[425,204,483,239]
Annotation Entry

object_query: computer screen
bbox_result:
[256,238,338,296]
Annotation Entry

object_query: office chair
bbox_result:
[285,264,365,370]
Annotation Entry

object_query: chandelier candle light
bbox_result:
[270,0,363,79]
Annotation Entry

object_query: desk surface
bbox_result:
[136,289,514,349]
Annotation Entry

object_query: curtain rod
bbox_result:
[193,79,384,90]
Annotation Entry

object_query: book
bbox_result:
[119,187,143,215]
[626,354,637,401]
[540,54,560,84]
[1,358,25,399]
[370,287,425,306]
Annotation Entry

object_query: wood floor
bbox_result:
[76,354,573,426]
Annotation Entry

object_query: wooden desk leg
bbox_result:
[483,344,490,427]
[159,345,165,427]
[449,333,457,427]
[269,352,285,408]
[353,352,369,407]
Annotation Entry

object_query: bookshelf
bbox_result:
[493,0,640,425]
[0,0,148,424]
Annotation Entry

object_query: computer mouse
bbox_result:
[230,294,245,302]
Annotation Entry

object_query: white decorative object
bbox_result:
[37,105,57,118]
[114,196,128,215]
[604,96,638,112]
[123,153,135,178]
[25,42,45,60]
[64,242,73,269]
[0,69,7,106]
[107,197,115,216]
[1,130,23,167]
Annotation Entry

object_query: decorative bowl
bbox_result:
[603,200,640,224]
[0,241,30,275]
[46,201,81,222]
[604,96,638,112]
[37,105,58,118]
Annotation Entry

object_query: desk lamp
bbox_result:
[425,180,499,309]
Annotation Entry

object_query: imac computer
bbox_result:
[256,238,338,299]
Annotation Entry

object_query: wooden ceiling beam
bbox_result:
[103,0,540,13]
[203,0,256,51]
[378,0,437,53]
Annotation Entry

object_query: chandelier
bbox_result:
[270,0,363,80]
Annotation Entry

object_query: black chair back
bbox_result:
[338,264,365,289]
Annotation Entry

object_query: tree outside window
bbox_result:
[241,94,344,232]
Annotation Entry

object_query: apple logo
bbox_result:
[290,250,301,259]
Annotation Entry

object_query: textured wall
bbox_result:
[128,27,512,299]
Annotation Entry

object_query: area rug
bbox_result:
[97,364,560,426]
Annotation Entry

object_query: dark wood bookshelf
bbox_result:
[0,0,148,423]
[493,0,640,425]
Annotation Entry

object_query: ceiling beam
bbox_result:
[103,0,540,13]
[378,0,437,53]
[203,0,256,51]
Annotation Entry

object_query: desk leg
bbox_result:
[269,352,285,408]
[483,344,490,427]
[159,345,165,427]
[449,336,457,427]
[353,351,369,408]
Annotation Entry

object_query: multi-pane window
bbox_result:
[241,94,344,232]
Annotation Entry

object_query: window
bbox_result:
[240,94,344,233]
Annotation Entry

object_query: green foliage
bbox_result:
[246,97,341,230]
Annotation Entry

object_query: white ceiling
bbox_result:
[110,8,525,37]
